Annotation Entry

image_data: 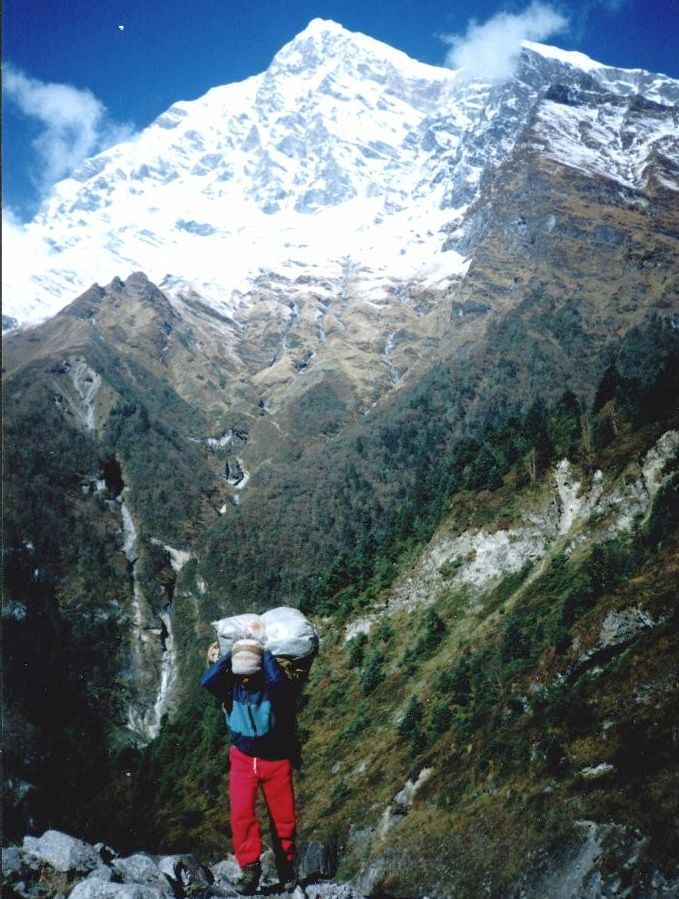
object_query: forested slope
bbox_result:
[4,309,677,896]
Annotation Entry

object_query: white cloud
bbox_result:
[443,2,569,82]
[3,63,134,204]
[1,207,53,326]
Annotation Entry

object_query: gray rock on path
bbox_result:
[86,866,116,882]
[112,853,174,895]
[299,842,337,882]
[5,830,366,899]
[69,881,167,899]
[22,830,102,874]
[2,846,25,878]
[305,884,368,899]
[210,857,242,889]
[157,853,218,896]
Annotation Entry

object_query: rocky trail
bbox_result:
[2,831,364,899]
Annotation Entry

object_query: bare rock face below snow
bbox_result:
[2,268,459,457]
[48,357,103,432]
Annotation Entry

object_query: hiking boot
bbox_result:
[277,859,298,890]
[233,860,261,895]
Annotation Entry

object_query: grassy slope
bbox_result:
[99,383,677,897]
[291,422,678,896]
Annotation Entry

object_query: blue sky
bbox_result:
[3,0,678,221]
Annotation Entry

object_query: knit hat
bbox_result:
[231,639,263,675]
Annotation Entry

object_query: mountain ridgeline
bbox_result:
[3,20,679,899]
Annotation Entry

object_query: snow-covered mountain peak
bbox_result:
[271,17,451,83]
[294,17,346,37]
[3,20,677,329]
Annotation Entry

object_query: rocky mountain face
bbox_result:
[5,19,678,331]
[3,19,679,899]
[4,21,677,440]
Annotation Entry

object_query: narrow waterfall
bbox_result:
[70,360,102,431]
[385,332,400,386]
[120,495,179,743]
[153,609,178,729]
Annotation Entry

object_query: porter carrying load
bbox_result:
[211,606,319,685]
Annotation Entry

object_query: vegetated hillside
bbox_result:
[196,311,678,614]
[3,271,678,894]
[192,82,679,613]
[6,311,673,895]
[2,352,219,838]
[104,392,678,899]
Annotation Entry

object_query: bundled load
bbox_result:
[211,613,266,655]
[211,606,319,664]
[260,607,319,658]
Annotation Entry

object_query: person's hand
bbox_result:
[206,641,221,665]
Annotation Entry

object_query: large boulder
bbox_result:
[22,830,101,874]
[299,842,337,881]
[112,854,173,896]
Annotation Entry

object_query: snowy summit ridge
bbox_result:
[4,19,678,327]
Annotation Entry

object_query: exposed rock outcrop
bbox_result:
[346,430,678,639]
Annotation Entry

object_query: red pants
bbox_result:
[229,745,296,868]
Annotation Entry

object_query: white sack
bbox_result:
[261,607,319,659]
[211,613,265,655]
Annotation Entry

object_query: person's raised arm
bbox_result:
[201,643,233,700]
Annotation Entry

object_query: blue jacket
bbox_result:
[201,649,299,762]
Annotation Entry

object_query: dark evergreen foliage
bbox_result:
[2,312,677,855]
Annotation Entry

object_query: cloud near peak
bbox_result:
[3,63,134,210]
[443,1,569,82]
